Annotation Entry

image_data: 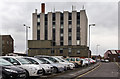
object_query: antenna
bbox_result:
[82,5,85,10]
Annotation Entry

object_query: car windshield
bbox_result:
[38,58,50,64]
[0,58,13,66]
[66,58,69,61]
[46,57,58,63]
[76,58,80,61]
[56,57,65,62]
[71,58,75,61]
[16,58,31,64]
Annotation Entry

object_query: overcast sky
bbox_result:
[0,0,119,56]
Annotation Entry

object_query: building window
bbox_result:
[37,25,40,30]
[68,28,72,32]
[68,36,71,40]
[69,21,72,24]
[37,30,40,40]
[77,32,80,40]
[60,34,63,37]
[77,40,80,45]
[61,21,63,24]
[60,48,63,53]
[60,42,63,46]
[37,14,40,18]
[60,13,63,21]
[45,25,48,40]
[37,18,40,22]
[37,22,40,26]
[53,22,55,25]
[69,13,72,20]
[51,49,54,54]
[60,29,63,33]
[68,48,71,53]
[68,40,72,45]
[45,14,48,40]
[52,13,55,21]
[60,37,63,40]
[77,50,80,54]
[45,14,48,21]
[61,25,64,29]
[77,20,80,24]
[68,25,72,28]
[77,12,80,20]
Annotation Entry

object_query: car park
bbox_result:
[35,57,65,73]
[35,55,68,71]
[65,57,82,67]
[0,58,26,79]
[54,56,75,69]
[2,56,43,77]
[23,57,53,75]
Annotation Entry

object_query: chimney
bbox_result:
[41,3,45,13]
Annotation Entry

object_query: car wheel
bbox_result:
[25,70,29,79]
[42,69,46,75]
[53,67,58,73]
[1,74,6,79]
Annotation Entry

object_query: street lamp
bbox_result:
[88,24,95,65]
[89,24,95,49]
[23,24,30,56]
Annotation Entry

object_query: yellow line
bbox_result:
[75,63,101,79]
[116,62,120,68]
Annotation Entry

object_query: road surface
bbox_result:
[76,62,120,79]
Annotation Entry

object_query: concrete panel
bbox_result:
[64,11,68,45]
[32,13,37,40]
[80,10,88,46]
[40,13,45,40]
[48,12,52,40]
[28,40,51,48]
[72,11,77,45]
[55,12,60,45]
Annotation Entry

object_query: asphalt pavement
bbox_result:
[76,62,120,79]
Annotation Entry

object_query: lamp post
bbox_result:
[23,24,30,56]
[88,24,95,65]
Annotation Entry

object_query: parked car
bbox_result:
[35,55,67,71]
[0,58,26,79]
[2,56,43,77]
[35,57,65,73]
[54,56,75,69]
[85,58,96,64]
[80,58,89,66]
[101,59,105,62]
[23,57,53,75]
[65,57,82,67]
[104,59,109,63]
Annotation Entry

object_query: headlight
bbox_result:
[5,69,18,73]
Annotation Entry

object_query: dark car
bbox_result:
[0,58,26,79]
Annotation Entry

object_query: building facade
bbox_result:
[1,35,14,55]
[28,3,89,57]
[104,50,120,62]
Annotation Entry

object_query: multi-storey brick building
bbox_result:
[28,3,89,57]
[1,35,14,55]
